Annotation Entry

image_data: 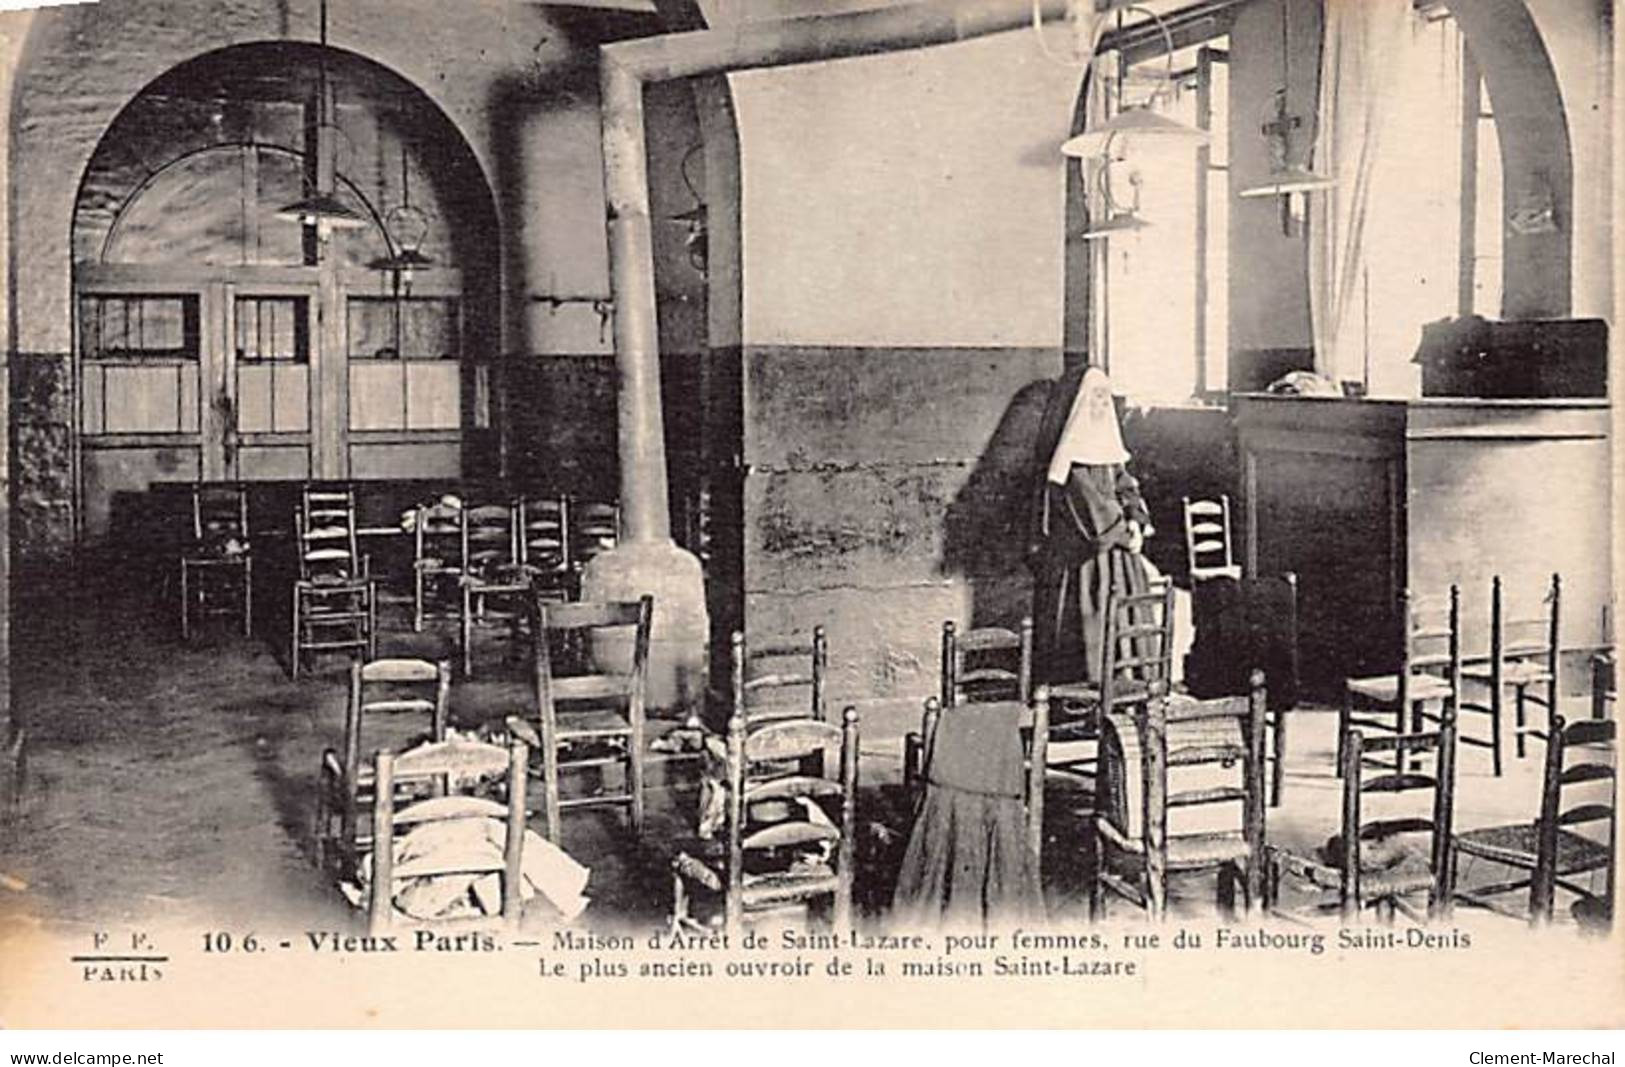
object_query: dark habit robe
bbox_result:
[1028,365,1150,686]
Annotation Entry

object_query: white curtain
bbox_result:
[1307,0,1411,387]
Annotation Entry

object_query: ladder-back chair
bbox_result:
[518,494,573,602]
[1182,495,1242,582]
[179,482,253,639]
[458,501,526,677]
[412,499,465,632]
[1088,675,1267,921]
[507,595,653,843]
[368,735,528,934]
[903,618,1032,791]
[671,709,859,938]
[1340,586,1460,777]
[1459,573,1560,775]
[1046,578,1176,786]
[315,657,451,878]
[1269,711,1459,922]
[727,627,828,729]
[1454,715,1615,926]
[570,499,620,583]
[292,487,375,678]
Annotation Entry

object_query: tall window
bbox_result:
[1328,7,1501,395]
[1096,37,1229,405]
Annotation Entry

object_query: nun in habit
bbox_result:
[1028,365,1153,685]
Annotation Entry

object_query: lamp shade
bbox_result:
[276,191,369,230]
[1081,211,1151,241]
[370,248,435,272]
[1238,163,1337,198]
[1062,107,1209,159]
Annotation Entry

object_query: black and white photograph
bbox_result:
[0,0,1618,1033]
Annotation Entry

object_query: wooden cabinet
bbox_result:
[1233,395,1611,698]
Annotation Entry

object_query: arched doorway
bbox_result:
[71,41,499,540]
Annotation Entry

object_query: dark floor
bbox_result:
[0,566,1608,942]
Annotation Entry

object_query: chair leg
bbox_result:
[629,717,646,838]
[542,732,563,845]
[1084,819,1103,921]
[366,583,377,661]
[180,562,192,641]
[290,586,302,680]
[1514,686,1527,759]
[414,569,425,633]
[1336,689,1351,778]
[461,584,474,679]
[241,560,253,638]
[1270,709,1286,808]
[1489,680,1503,778]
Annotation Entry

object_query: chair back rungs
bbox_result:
[941,617,1033,709]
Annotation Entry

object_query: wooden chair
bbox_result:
[179,482,252,640]
[1185,572,1299,807]
[291,487,375,678]
[315,657,451,878]
[1454,716,1615,926]
[1182,495,1242,582]
[1459,574,1560,776]
[518,494,573,602]
[1046,578,1176,786]
[458,501,526,677]
[902,618,1032,791]
[1339,586,1460,777]
[910,686,1050,863]
[506,595,653,843]
[412,499,464,632]
[570,499,620,582]
[671,709,859,937]
[1087,675,1267,921]
[727,627,828,728]
[368,734,528,934]
[1268,711,1459,922]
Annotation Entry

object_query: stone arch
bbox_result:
[9,7,505,356]
[1440,0,1573,317]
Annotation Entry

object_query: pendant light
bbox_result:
[277,0,367,233]
[372,141,435,290]
[1060,5,1208,162]
[1239,0,1336,199]
[1081,156,1150,241]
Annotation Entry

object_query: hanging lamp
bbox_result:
[372,141,435,289]
[1081,155,1150,241]
[277,0,367,233]
[1060,5,1208,162]
[1239,0,1336,199]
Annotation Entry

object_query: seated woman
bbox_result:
[1028,365,1152,685]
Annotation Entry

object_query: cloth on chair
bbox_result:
[349,816,591,923]
[892,701,1043,928]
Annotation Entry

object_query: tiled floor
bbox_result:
[0,572,1608,940]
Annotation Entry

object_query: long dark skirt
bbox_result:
[1032,547,1150,685]
[892,701,1043,928]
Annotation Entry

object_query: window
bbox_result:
[346,296,461,360]
[1094,36,1229,404]
[1345,8,1501,395]
[79,294,199,361]
[235,296,309,363]
[346,296,463,431]
[78,293,201,435]
[234,296,310,434]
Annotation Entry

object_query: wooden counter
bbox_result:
[1232,395,1612,696]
